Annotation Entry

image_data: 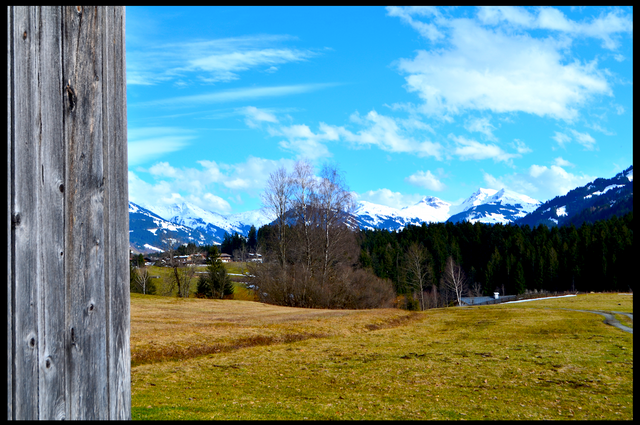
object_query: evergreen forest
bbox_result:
[358,211,633,297]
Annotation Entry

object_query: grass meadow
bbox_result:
[130,292,632,420]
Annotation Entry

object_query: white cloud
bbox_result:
[128,156,295,215]
[386,6,444,41]
[405,170,446,191]
[483,164,594,201]
[339,111,443,158]
[395,13,612,121]
[450,134,518,163]
[240,106,279,128]
[553,157,574,167]
[357,188,423,209]
[127,127,196,166]
[569,129,597,150]
[477,6,633,50]
[552,131,572,148]
[464,116,497,140]
[270,111,443,160]
[512,139,532,154]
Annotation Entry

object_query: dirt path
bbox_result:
[557,308,633,334]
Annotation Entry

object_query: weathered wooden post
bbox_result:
[7,6,130,419]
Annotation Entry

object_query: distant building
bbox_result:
[219,253,232,263]
[248,253,263,263]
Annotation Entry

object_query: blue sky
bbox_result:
[126,6,633,215]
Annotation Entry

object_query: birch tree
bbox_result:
[404,242,430,310]
[441,256,468,306]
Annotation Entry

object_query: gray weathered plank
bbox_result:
[112,6,131,419]
[8,6,130,420]
[7,6,13,420]
[103,6,131,419]
[62,5,109,420]
[35,6,67,420]
[11,6,41,419]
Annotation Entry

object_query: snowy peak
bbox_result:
[128,201,219,253]
[446,188,541,225]
[516,165,633,228]
[399,196,451,223]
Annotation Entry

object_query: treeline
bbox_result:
[358,211,634,300]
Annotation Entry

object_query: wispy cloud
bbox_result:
[127,127,196,166]
[239,106,279,128]
[483,164,594,200]
[386,6,444,41]
[127,34,319,86]
[569,129,597,150]
[464,116,498,140]
[477,6,633,50]
[449,134,518,163]
[552,131,572,148]
[132,83,339,108]
[356,188,424,209]
[405,170,446,191]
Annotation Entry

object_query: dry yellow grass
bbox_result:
[130,293,418,366]
[130,293,633,420]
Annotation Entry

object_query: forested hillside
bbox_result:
[358,212,633,297]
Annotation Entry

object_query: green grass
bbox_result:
[145,264,256,300]
[130,293,633,420]
[499,292,633,313]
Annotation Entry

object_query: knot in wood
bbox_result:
[65,82,76,112]
[11,213,21,228]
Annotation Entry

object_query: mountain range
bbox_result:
[129,165,633,254]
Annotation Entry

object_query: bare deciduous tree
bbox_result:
[291,159,317,273]
[317,163,356,289]
[253,159,393,309]
[404,242,430,310]
[470,281,483,300]
[134,267,151,294]
[441,256,468,306]
[260,166,293,269]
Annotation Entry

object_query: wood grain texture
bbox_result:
[35,7,66,420]
[7,6,13,421]
[102,6,131,420]
[11,7,41,419]
[8,6,129,420]
[63,5,109,419]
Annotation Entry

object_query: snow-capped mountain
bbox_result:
[136,201,271,244]
[128,202,219,254]
[128,165,633,252]
[515,165,633,228]
[354,196,451,231]
[447,188,541,224]
[447,188,499,217]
